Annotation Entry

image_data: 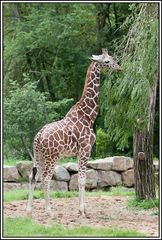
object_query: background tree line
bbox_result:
[4,3,159,166]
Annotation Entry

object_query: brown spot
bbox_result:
[88,81,93,88]
[91,73,95,79]
[93,85,99,93]
[58,145,63,152]
[54,132,60,141]
[49,141,53,147]
[49,135,54,141]
[71,117,77,122]
[77,122,84,131]
[42,139,48,148]
[54,141,59,147]
[45,148,50,155]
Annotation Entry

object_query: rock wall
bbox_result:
[3,156,159,192]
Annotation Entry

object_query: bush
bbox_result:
[96,128,112,158]
[4,80,73,159]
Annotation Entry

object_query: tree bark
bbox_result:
[133,77,158,199]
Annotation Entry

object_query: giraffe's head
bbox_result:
[91,48,122,71]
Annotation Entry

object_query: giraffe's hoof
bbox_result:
[26,209,32,217]
[78,210,87,218]
[46,209,54,219]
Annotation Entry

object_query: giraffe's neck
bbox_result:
[77,61,101,126]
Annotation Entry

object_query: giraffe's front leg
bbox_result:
[78,171,86,216]
[78,144,91,216]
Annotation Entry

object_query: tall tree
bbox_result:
[101,3,159,199]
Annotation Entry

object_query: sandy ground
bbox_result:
[4,196,159,237]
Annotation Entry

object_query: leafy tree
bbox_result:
[101,3,159,199]
[4,78,73,159]
[4,3,97,102]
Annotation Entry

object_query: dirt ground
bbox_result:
[4,196,159,237]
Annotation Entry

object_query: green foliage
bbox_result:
[127,197,159,210]
[96,128,112,157]
[96,127,133,157]
[4,4,97,101]
[101,4,159,151]
[4,158,22,166]
[4,217,145,237]
[4,80,73,159]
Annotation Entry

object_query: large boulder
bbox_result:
[50,180,68,191]
[122,169,134,187]
[97,170,122,188]
[33,180,68,191]
[16,161,33,181]
[112,156,133,172]
[69,169,98,190]
[87,158,113,171]
[4,165,20,182]
[62,162,79,172]
[85,169,98,189]
[52,165,70,181]
[69,173,78,190]
[4,182,21,191]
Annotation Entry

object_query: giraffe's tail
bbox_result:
[31,166,37,183]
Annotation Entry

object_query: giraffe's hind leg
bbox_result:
[78,143,92,217]
[26,166,40,216]
[42,156,59,218]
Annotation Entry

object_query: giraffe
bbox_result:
[26,48,122,218]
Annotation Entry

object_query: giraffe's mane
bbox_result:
[78,61,96,104]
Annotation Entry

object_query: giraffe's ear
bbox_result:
[102,48,109,56]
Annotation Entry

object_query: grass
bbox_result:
[4,189,79,202]
[4,186,135,202]
[4,159,31,166]
[4,217,145,237]
[127,197,159,210]
[91,186,135,197]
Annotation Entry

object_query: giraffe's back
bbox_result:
[34,119,79,160]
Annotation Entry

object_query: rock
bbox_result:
[32,180,68,191]
[52,165,70,181]
[69,173,78,190]
[21,183,30,189]
[62,162,79,172]
[4,165,20,182]
[122,169,134,187]
[97,170,122,188]
[86,169,98,189]
[4,182,21,191]
[112,156,133,171]
[69,169,98,190]
[87,158,113,171]
[16,161,33,181]
[50,180,68,191]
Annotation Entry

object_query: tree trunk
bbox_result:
[133,77,158,199]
